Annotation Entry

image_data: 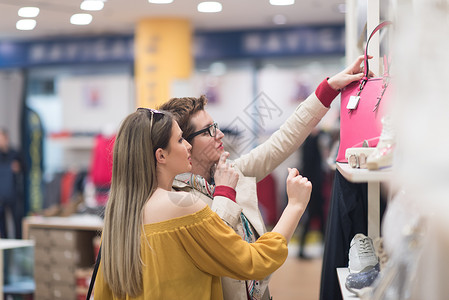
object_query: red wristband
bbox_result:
[315,77,340,108]
[213,186,237,202]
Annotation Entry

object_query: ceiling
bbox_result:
[0,0,346,41]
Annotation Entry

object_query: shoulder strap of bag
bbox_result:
[86,244,101,300]
[363,21,393,79]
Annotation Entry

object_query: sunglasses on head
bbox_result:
[137,108,166,133]
[137,107,164,118]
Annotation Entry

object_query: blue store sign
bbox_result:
[0,25,344,69]
[195,25,345,59]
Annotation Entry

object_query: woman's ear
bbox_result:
[155,148,166,164]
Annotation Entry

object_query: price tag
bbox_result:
[346,95,360,110]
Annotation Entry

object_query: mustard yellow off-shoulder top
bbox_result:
[94,206,287,300]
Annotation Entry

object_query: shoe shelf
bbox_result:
[336,163,392,183]
[22,214,103,237]
[336,162,392,239]
[336,267,360,300]
[23,215,103,300]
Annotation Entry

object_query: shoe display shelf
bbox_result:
[22,215,103,300]
[340,0,390,297]
[336,267,356,299]
[0,239,35,300]
[336,162,392,299]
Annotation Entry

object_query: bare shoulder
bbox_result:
[144,190,207,224]
[166,191,206,213]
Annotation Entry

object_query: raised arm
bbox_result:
[234,56,368,182]
[272,168,312,242]
[183,167,312,280]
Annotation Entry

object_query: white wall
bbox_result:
[59,74,134,133]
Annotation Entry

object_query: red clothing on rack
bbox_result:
[90,134,115,187]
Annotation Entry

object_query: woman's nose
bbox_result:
[184,139,192,150]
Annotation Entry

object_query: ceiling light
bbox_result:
[18,7,40,18]
[148,0,174,3]
[81,0,104,11]
[197,1,222,13]
[16,19,37,30]
[269,0,295,6]
[70,13,93,25]
[273,14,287,25]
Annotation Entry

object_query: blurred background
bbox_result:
[1,1,420,300]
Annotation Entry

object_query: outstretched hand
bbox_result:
[214,152,239,189]
[327,55,375,91]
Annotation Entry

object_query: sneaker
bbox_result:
[366,116,395,170]
[345,264,380,295]
[348,233,379,273]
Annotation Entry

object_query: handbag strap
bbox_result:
[86,244,101,300]
[363,21,393,79]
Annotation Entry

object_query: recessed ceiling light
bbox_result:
[70,13,93,25]
[16,19,37,30]
[18,7,40,18]
[81,0,105,11]
[273,14,287,25]
[148,0,174,3]
[269,0,295,6]
[197,1,222,13]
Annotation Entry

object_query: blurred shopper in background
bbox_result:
[0,128,24,238]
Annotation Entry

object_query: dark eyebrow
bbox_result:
[200,122,214,129]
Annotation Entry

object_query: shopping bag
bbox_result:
[336,21,393,163]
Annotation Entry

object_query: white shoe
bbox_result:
[365,139,394,170]
[348,233,379,273]
[366,116,395,170]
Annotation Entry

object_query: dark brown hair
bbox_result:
[158,95,208,142]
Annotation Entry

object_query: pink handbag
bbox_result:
[336,21,393,163]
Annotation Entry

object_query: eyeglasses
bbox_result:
[186,122,218,141]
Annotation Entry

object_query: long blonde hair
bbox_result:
[101,108,173,298]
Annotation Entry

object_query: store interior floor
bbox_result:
[268,237,323,300]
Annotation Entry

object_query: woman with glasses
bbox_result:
[94,108,313,299]
[159,56,371,299]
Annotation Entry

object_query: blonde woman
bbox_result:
[94,108,312,299]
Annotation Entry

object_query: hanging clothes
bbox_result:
[90,134,115,188]
[319,170,386,300]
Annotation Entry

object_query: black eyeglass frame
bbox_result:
[186,122,218,141]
